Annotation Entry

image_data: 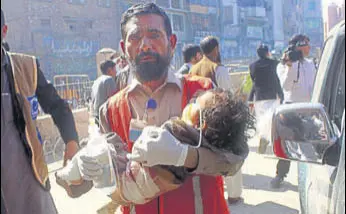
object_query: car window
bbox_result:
[333,61,345,129]
[314,36,335,97]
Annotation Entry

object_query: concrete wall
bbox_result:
[37,108,89,144]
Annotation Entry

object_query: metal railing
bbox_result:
[54,80,93,110]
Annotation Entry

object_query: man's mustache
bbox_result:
[135,52,160,64]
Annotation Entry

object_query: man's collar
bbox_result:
[128,68,182,94]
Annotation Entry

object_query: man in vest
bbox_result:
[189,36,242,205]
[189,36,231,90]
[1,9,80,214]
[77,3,245,214]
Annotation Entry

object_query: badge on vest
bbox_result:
[129,119,147,142]
[27,95,39,120]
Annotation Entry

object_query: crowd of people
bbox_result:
[1,2,318,214]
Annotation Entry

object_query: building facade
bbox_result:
[1,0,325,75]
[2,0,121,81]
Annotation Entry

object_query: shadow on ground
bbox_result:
[243,173,298,193]
[230,201,299,214]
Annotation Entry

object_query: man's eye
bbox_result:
[129,34,141,41]
[149,33,160,39]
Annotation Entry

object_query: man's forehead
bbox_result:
[125,14,166,33]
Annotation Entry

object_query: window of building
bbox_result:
[172,14,184,32]
[171,0,183,9]
[40,19,51,28]
[68,0,86,5]
[156,0,170,8]
[223,6,234,24]
[98,0,111,8]
[308,1,316,11]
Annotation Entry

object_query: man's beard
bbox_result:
[130,51,171,83]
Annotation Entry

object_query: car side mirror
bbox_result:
[271,103,339,165]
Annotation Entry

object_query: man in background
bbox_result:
[272,34,317,188]
[176,44,202,76]
[91,60,117,126]
[1,9,79,214]
[248,44,284,154]
[189,36,231,90]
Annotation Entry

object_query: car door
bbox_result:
[329,111,345,214]
[302,23,345,214]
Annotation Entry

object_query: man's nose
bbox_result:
[140,37,152,52]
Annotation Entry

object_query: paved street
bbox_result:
[49,137,300,214]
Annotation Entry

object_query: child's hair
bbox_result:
[200,88,255,155]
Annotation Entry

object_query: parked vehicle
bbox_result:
[270,21,345,214]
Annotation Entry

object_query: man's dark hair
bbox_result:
[257,44,269,59]
[100,60,116,75]
[201,88,255,155]
[1,9,5,28]
[200,36,219,55]
[289,34,310,46]
[120,3,172,40]
[182,44,201,63]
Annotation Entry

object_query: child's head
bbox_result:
[181,88,255,154]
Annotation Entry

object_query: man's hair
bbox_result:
[100,60,116,75]
[182,44,201,63]
[1,9,5,28]
[257,44,269,59]
[289,34,310,46]
[120,3,172,40]
[201,88,255,155]
[200,36,219,55]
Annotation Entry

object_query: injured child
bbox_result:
[55,88,255,207]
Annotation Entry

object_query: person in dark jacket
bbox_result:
[248,44,284,155]
[1,9,79,214]
[248,44,284,103]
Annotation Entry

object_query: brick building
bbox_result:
[1,0,121,81]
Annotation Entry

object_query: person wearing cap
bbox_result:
[272,34,317,188]
[1,9,79,214]
[74,3,244,214]
[91,60,117,126]
[189,36,232,90]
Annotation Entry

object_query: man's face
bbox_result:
[296,39,311,57]
[120,14,177,82]
[191,52,202,65]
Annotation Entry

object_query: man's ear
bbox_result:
[120,40,126,55]
[169,34,177,53]
[2,25,8,40]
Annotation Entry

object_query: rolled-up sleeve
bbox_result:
[35,60,78,143]
[193,147,246,176]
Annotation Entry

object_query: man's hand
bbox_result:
[64,140,80,166]
[127,127,189,167]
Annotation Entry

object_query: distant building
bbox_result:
[325,3,345,37]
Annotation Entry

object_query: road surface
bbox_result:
[49,137,300,214]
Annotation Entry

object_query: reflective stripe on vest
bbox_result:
[192,176,203,214]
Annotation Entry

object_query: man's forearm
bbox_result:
[184,147,198,169]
